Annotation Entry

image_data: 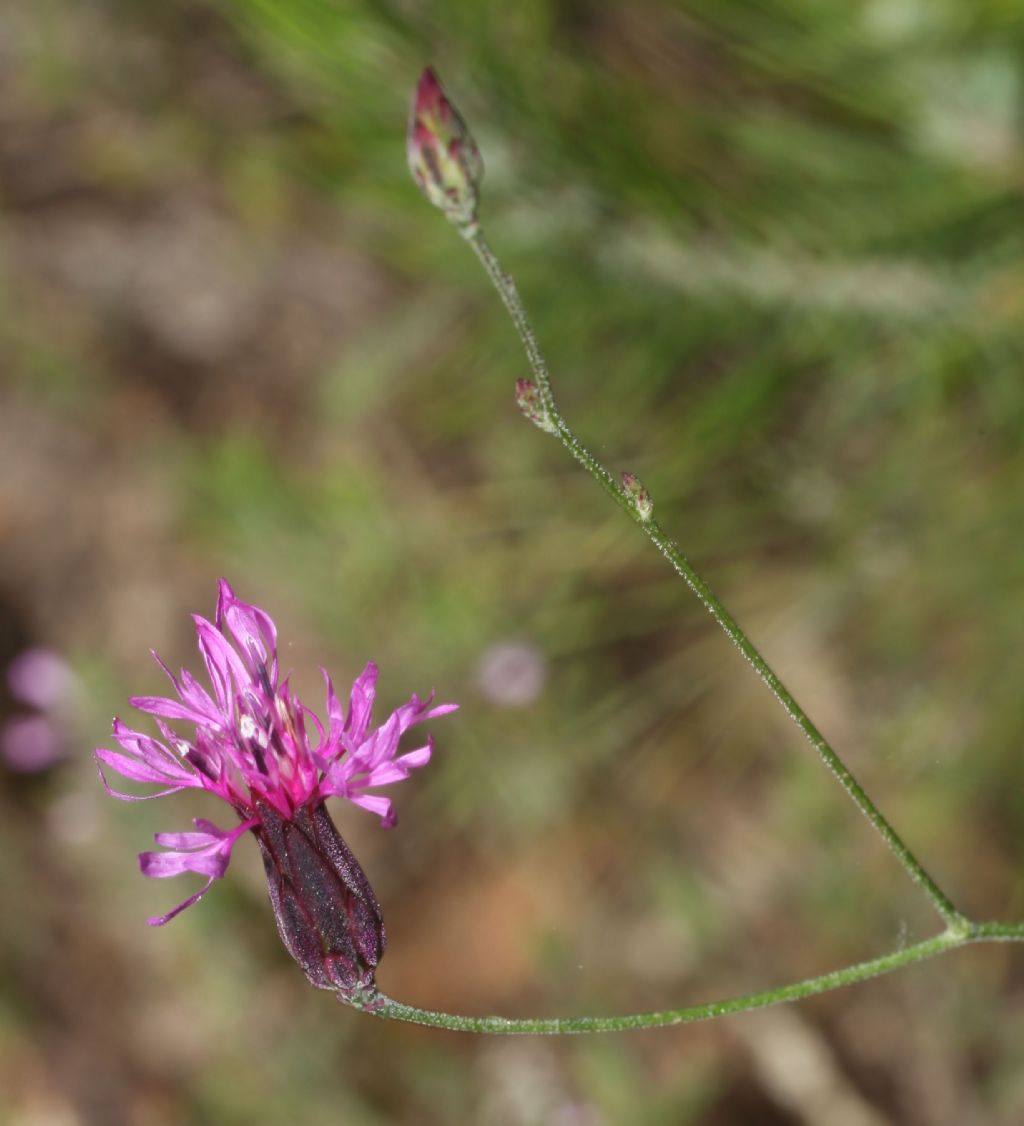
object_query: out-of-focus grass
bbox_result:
[2,0,1024,1122]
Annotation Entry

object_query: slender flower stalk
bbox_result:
[370,921,1024,1034]
[96,580,456,1005]
[464,231,964,928]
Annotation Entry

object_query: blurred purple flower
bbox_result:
[2,714,63,773]
[1,647,79,773]
[475,641,547,708]
[8,647,78,711]
[96,580,456,1004]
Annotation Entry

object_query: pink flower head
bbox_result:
[96,581,457,1003]
[407,66,484,232]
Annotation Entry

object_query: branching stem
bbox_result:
[467,227,962,926]
[368,219,1022,1035]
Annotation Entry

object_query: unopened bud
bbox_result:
[254,800,385,1009]
[621,472,653,521]
[407,67,483,234]
[515,379,557,434]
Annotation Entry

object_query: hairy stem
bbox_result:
[368,921,1024,1033]
[466,226,963,928]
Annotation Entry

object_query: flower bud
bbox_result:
[254,800,385,1008]
[515,379,557,434]
[407,67,484,233]
[621,472,653,521]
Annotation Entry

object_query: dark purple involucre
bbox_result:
[255,801,385,1005]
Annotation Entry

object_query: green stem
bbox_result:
[368,921,1024,1033]
[466,226,964,928]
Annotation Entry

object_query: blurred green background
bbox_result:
[2,0,1024,1122]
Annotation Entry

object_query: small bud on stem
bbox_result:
[407,67,484,235]
[621,472,653,521]
[515,379,557,434]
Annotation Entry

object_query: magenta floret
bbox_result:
[96,580,456,1001]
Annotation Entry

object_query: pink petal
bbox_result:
[111,722,197,775]
[358,712,401,769]
[345,662,378,741]
[139,816,255,887]
[214,578,236,627]
[95,747,195,786]
[95,759,189,802]
[148,652,225,725]
[302,701,325,751]
[130,695,217,725]
[139,849,220,879]
[395,741,433,770]
[220,587,278,680]
[424,701,459,721]
[194,615,249,704]
[347,792,394,822]
[152,829,225,850]
[194,817,232,835]
[176,668,222,723]
[146,878,217,926]
[323,670,344,745]
[357,762,409,787]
